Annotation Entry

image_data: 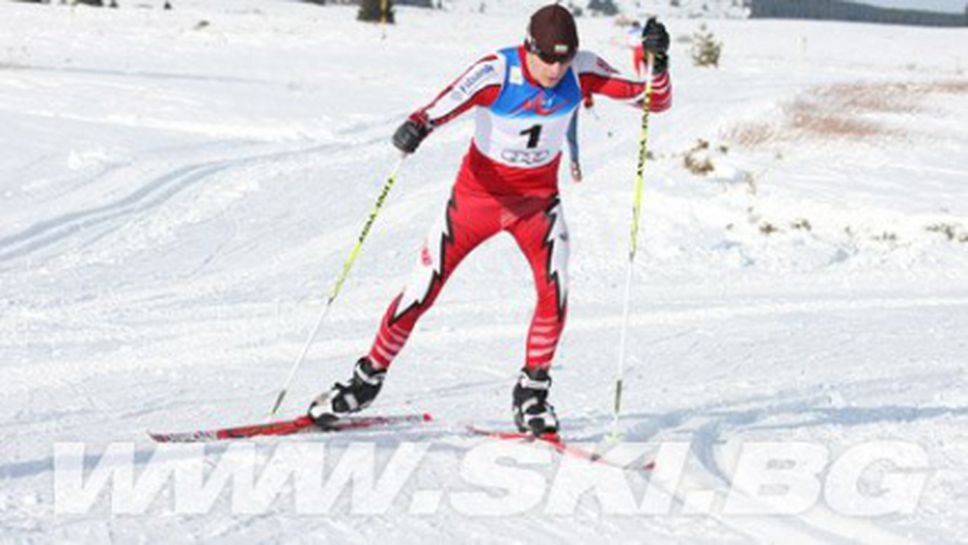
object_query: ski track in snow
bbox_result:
[0,131,401,266]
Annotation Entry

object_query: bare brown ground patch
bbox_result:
[783,98,900,139]
[721,122,777,148]
[928,80,968,94]
[813,82,921,114]
[721,79,968,148]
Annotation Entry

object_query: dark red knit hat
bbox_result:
[527,4,579,61]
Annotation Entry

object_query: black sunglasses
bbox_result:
[527,39,575,65]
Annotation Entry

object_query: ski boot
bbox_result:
[307,357,386,426]
[512,366,559,436]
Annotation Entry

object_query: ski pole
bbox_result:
[609,51,656,440]
[380,0,389,40]
[269,154,407,418]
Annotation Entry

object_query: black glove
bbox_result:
[392,118,430,154]
[641,18,670,74]
[642,18,669,53]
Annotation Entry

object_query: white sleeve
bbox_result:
[416,53,506,128]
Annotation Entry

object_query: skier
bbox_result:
[626,20,647,77]
[308,5,672,435]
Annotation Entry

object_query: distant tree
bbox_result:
[587,0,619,17]
[691,24,722,67]
[358,0,394,23]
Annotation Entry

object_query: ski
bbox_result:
[466,425,654,472]
[150,415,651,473]
[149,412,433,443]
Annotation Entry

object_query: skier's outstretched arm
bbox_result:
[575,54,671,112]
[575,19,672,112]
[392,54,506,154]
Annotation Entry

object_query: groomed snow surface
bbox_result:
[1,1,966,543]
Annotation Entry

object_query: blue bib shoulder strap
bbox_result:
[490,46,581,120]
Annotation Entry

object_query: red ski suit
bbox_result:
[368,45,671,371]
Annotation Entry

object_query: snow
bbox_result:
[1,1,967,543]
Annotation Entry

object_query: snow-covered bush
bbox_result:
[927,223,968,243]
[683,139,715,175]
[691,24,722,67]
